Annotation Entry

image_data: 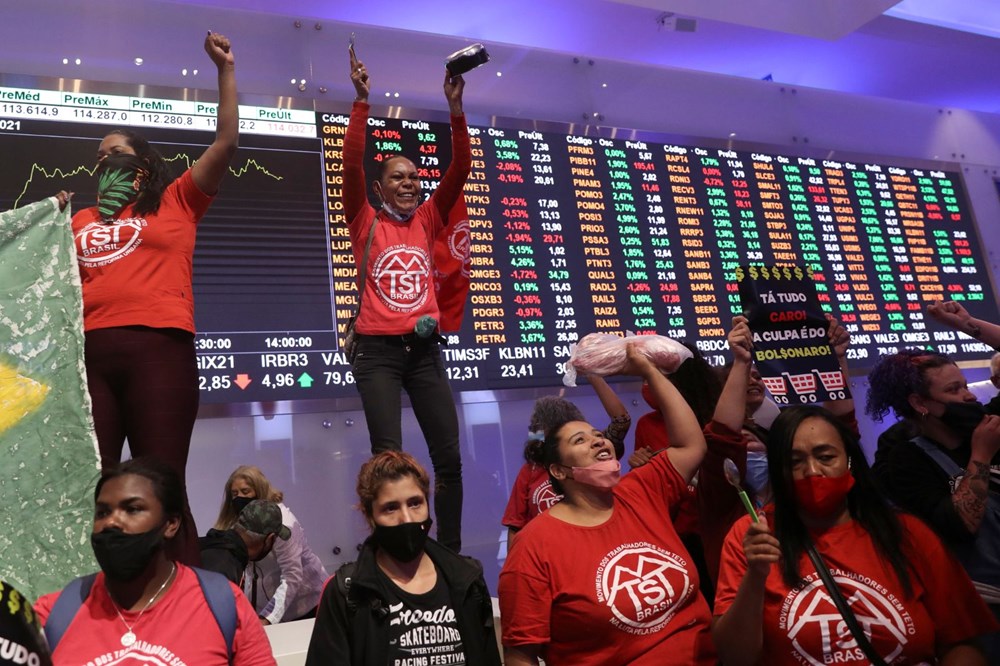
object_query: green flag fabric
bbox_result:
[0,196,100,599]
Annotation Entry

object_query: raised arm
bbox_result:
[624,344,706,483]
[342,48,371,223]
[587,374,630,458]
[953,415,1000,534]
[928,300,1000,350]
[431,72,471,222]
[191,32,238,195]
[822,314,855,418]
[714,316,754,432]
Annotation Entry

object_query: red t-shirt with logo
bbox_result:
[498,452,716,665]
[342,102,471,335]
[34,564,276,665]
[72,170,213,333]
[502,463,563,530]
[714,513,999,665]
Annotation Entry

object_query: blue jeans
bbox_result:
[352,334,463,551]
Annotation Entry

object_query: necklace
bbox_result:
[108,563,176,647]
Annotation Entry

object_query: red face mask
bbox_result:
[793,472,855,518]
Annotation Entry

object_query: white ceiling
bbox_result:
[2,0,999,119]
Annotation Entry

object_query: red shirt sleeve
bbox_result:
[33,591,56,626]
[168,168,214,224]
[616,447,686,515]
[498,552,552,647]
[502,464,534,529]
[429,115,471,227]
[343,101,370,225]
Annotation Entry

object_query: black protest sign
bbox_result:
[736,265,850,405]
[0,580,51,666]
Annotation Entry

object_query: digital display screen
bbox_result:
[2,85,996,403]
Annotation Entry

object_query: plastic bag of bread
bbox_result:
[562,333,693,386]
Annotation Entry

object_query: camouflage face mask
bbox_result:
[96,153,149,220]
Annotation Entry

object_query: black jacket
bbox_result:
[198,528,249,586]
[305,537,501,666]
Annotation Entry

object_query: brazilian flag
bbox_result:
[0,196,100,599]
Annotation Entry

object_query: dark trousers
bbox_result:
[352,334,463,551]
[85,326,201,565]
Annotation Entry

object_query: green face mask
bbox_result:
[96,153,148,220]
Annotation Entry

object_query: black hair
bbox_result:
[105,129,174,216]
[377,153,413,181]
[524,395,585,466]
[766,406,913,596]
[95,457,184,520]
[865,349,953,422]
[536,397,592,495]
[670,342,724,427]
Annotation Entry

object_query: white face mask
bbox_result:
[380,200,413,222]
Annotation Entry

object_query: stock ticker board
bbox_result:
[1,85,996,403]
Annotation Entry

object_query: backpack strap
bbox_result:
[335,561,359,618]
[44,573,97,652]
[193,567,238,665]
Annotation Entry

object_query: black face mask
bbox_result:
[372,518,432,562]
[91,526,165,581]
[940,401,987,441]
[96,153,148,220]
[231,496,254,515]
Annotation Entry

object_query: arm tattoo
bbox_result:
[953,460,990,533]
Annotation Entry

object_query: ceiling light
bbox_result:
[75,58,81,65]
[192,69,198,75]
[182,68,188,76]
[496,71,502,77]
[134,57,143,66]
[290,78,297,84]
[393,92,399,98]
[62,58,69,65]
[385,92,391,97]
[602,83,608,88]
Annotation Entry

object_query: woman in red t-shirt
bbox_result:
[35,458,273,665]
[502,378,631,548]
[343,47,471,551]
[499,344,715,665]
[713,405,997,666]
[73,32,240,565]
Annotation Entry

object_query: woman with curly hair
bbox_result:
[866,347,1000,657]
[502,377,630,546]
[499,345,714,665]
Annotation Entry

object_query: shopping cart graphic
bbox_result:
[761,376,787,396]
[816,370,846,391]
[783,371,818,394]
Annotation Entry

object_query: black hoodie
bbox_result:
[198,528,249,586]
